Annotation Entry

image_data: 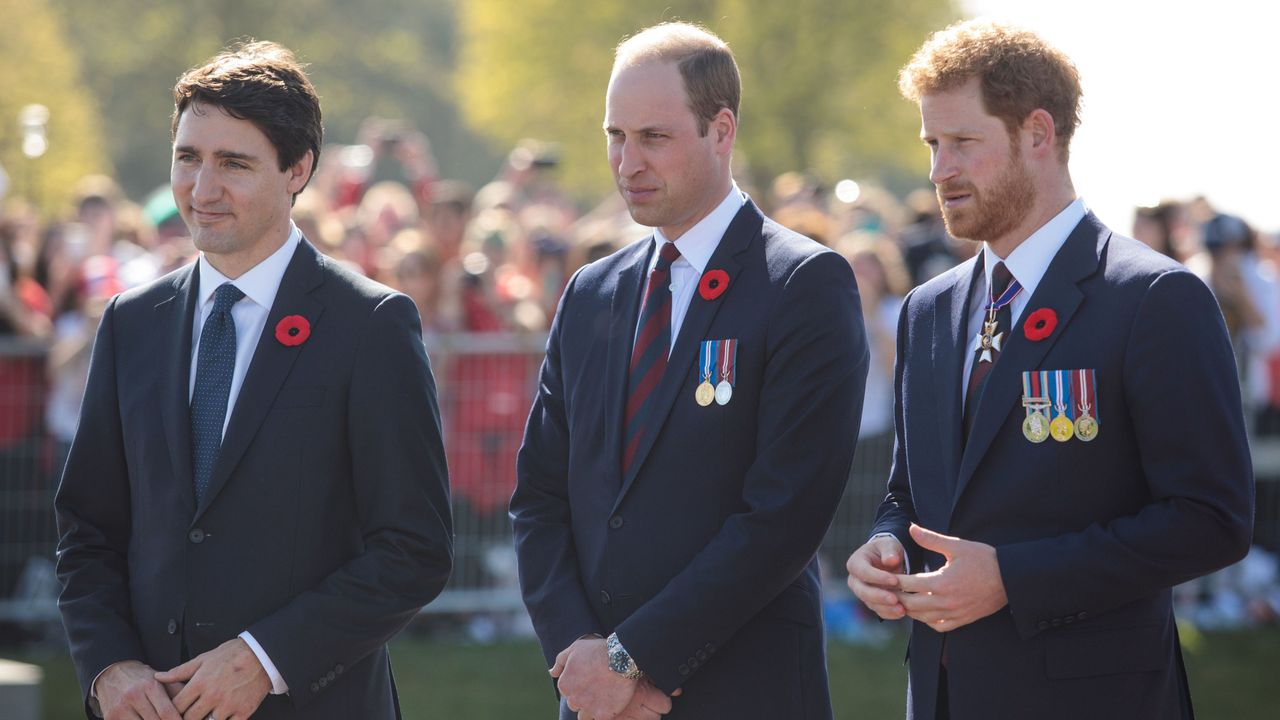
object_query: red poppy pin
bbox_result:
[698,269,730,301]
[275,315,311,346]
[1023,308,1057,342]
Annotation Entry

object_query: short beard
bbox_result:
[937,139,1035,244]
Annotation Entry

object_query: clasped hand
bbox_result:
[847,523,1008,631]
[550,637,679,719]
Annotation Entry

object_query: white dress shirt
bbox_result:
[189,224,302,696]
[960,199,1086,405]
[637,183,745,353]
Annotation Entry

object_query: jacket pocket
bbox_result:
[1044,623,1167,679]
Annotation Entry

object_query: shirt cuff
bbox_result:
[240,631,288,695]
[871,532,911,574]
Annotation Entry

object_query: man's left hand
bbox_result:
[895,523,1008,631]
[549,637,638,719]
[154,638,271,720]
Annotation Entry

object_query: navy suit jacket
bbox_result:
[872,213,1254,720]
[55,240,453,719]
[512,200,868,719]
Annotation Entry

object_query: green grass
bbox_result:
[12,626,1279,718]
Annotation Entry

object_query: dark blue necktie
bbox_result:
[191,282,244,504]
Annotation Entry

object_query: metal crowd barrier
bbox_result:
[2,335,1279,628]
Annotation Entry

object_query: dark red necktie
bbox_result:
[963,262,1015,439]
[623,241,681,474]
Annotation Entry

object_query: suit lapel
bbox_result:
[614,201,761,507]
[951,214,1109,508]
[159,265,200,514]
[603,240,653,493]
[194,240,326,520]
[933,258,981,504]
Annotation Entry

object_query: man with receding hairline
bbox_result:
[512,20,867,720]
[55,41,452,720]
[845,20,1252,719]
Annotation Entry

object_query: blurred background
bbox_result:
[1,0,1278,717]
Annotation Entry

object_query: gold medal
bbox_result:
[696,381,716,407]
[1022,410,1050,443]
[1074,413,1098,442]
[1050,413,1074,442]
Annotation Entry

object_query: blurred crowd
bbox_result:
[2,118,1279,630]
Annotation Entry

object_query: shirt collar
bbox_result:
[653,182,745,274]
[197,222,301,311]
[983,198,1086,299]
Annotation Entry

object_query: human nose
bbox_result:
[615,139,645,178]
[929,145,957,186]
[190,164,222,205]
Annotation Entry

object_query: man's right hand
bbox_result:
[846,535,908,620]
[616,679,681,719]
[94,660,181,720]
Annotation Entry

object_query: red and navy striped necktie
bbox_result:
[623,241,681,474]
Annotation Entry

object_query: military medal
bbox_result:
[1021,370,1051,443]
[1072,368,1100,441]
[1048,370,1074,442]
[715,338,737,405]
[696,340,718,406]
[975,274,1024,363]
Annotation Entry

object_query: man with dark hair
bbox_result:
[511,21,867,720]
[55,40,452,720]
[845,20,1253,719]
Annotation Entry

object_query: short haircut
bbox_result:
[899,20,1081,160]
[614,21,741,136]
[172,40,323,196]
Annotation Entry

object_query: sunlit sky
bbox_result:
[961,0,1279,232]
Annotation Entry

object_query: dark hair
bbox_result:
[172,40,322,199]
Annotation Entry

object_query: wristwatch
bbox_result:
[606,632,644,680]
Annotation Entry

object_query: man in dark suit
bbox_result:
[846,20,1253,720]
[54,41,452,720]
[511,21,867,720]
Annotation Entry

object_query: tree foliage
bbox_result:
[456,0,956,196]
[50,0,500,201]
[0,0,109,214]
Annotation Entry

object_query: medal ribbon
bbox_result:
[699,340,716,383]
[1072,368,1099,423]
[1051,370,1074,420]
[987,278,1023,315]
[719,338,737,386]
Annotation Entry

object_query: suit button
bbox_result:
[335,664,344,674]
[311,683,320,693]
[600,590,612,605]
[696,650,707,662]
[326,671,336,682]
[167,619,178,635]
[188,528,205,544]
[1037,620,1050,630]
[1063,616,1074,625]
[705,643,714,654]
[1051,618,1062,627]
[1077,612,1087,620]
[678,664,690,676]
[687,656,698,669]
[609,515,624,529]
[319,677,328,688]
